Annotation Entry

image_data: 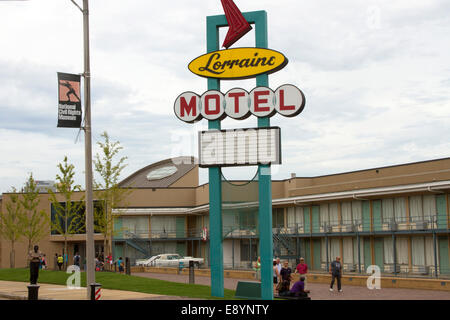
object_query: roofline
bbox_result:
[118,156,197,187]
[289,156,450,180]
[113,179,450,215]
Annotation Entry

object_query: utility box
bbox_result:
[235,281,261,299]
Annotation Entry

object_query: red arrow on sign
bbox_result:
[221,0,252,49]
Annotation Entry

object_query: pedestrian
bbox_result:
[288,276,310,298]
[107,254,113,271]
[73,252,80,267]
[253,256,261,280]
[295,257,308,289]
[28,245,42,285]
[280,260,292,288]
[276,274,292,297]
[54,253,58,270]
[275,257,282,279]
[118,257,124,274]
[41,254,47,270]
[273,260,279,294]
[329,256,343,292]
[57,254,64,271]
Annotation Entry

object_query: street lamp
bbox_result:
[69,0,96,299]
[2,0,97,299]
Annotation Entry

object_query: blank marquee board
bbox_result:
[198,127,281,167]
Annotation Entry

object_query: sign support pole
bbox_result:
[206,10,273,300]
[206,15,224,298]
[252,11,274,301]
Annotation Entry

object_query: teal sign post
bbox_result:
[174,5,305,300]
[206,10,273,300]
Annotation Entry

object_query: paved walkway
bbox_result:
[0,280,190,300]
[1,274,449,300]
[134,272,450,300]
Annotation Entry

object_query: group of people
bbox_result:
[272,257,310,298]
[256,255,344,298]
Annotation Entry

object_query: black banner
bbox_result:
[57,72,82,128]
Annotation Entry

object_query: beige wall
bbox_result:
[170,166,199,187]
[289,158,450,197]
[1,157,450,268]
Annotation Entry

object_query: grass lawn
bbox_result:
[0,268,237,300]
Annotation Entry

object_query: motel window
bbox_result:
[286,207,295,228]
[382,198,394,223]
[319,204,329,227]
[239,210,257,229]
[50,200,102,235]
[295,207,304,228]
[122,216,149,237]
[409,195,436,223]
[396,237,409,265]
[343,237,354,264]
[151,216,176,235]
[394,197,406,223]
[223,211,239,233]
[321,238,341,264]
[341,202,352,225]
[409,196,423,222]
[412,236,426,266]
[423,195,436,222]
[240,240,258,262]
[411,236,436,267]
[351,200,362,226]
[353,237,364,264]
[329,203,339,226]
[272,208,284,228]
[384,237,394,264]
[330,238,340,261]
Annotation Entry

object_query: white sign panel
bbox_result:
[199,127,281,167]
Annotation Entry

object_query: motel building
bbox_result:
[1,155,450,279]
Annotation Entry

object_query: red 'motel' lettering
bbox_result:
[228,91,246,113]
[279,89,295,111]
[180,96,197,117]
[254,90,270,112]
[204,94,221,115]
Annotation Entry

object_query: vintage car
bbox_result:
[136,253,204,268]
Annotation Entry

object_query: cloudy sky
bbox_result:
[0,0,449,193]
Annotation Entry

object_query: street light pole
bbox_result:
[71,0,95,298]
[82,0,95,299]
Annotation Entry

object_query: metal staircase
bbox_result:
[124,231,151,256]
[273,232,296,258]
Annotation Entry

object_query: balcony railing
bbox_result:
[115,214,448,240]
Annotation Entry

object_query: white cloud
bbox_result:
[0,0,450,193]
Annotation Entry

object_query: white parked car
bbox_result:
[138,253,204,268]
[135,256,159,267]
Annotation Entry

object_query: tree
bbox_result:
[0,188,25,268]
[20,173,49,256]
[48,156,85,269]
[94,131,129,261]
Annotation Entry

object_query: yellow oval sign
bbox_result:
[188,48,288,80]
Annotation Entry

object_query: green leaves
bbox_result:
[93,131,130,255]
[48,156,85,237]
[18,173,49,251]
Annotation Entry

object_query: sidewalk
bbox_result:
[134,272,450,300]
[0,280,182,300]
